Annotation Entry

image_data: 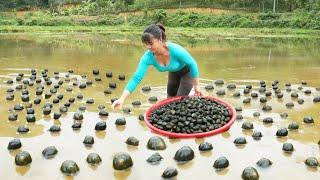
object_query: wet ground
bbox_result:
[0,32,319,180]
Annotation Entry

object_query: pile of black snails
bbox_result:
[148,96,233,134]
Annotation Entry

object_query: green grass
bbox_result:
[0,25,319,39]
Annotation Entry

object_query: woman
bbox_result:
[111,23,203,109]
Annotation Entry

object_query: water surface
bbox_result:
[0,31,319,180]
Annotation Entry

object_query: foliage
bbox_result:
[153,9,167,23]
[1,0,320,13]
[82,15,125,25]
[1,1,320,29]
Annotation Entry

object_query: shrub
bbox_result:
[259,12,281,20]
[153,9,167,23]
[94,15,125,25]
[0,19,17,25]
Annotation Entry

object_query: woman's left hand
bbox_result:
[194,85,204,96]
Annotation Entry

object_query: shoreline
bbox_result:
[1,26,320,39]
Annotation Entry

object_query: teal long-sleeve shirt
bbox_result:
[125,42,199,93]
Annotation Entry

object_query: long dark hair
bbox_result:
[141,23,166,44]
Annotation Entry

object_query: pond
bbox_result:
[0,31,319,179]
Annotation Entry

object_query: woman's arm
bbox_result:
[173,43,203,96]
[192,78,203,96]
[111,52,150,109]
[111,90,130,110]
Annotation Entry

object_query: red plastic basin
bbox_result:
[144,96,236,138]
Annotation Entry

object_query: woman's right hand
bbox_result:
[111,98,124,110]
[111,90,130,110]
[194,84,204,96]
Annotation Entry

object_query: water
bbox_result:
[0,32,319,180]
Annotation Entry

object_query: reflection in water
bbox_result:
[95,131,107,139]
[262,123,273,128]
[168,138,181,144]
[126,145,139,152]
[234,144,246,150]
[306,166,319,173]
[113,169,132,180]
[194,138,205,144]
[276,137,289,143]
[116,126,126,132]
[9,149,22,157]
[88,164,99,171]
[221,131,231,139]
[215,168,229,176]
[242,129,254,136]
[283,152,294,158]
[84,145,93,150]
[50,132,61,137]
[177,161,194,170]
[200,151,212,157]
[16,165,30,176]
[64,175,75,180]
[0,33,319,179]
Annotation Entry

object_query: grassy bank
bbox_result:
[1,25,320,39]
[1,8,320,30]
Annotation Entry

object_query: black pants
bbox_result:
[167,66,193,97]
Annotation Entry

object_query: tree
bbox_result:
[123,0,134,6]
[122,0,134,10]
[37,0,49,8]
